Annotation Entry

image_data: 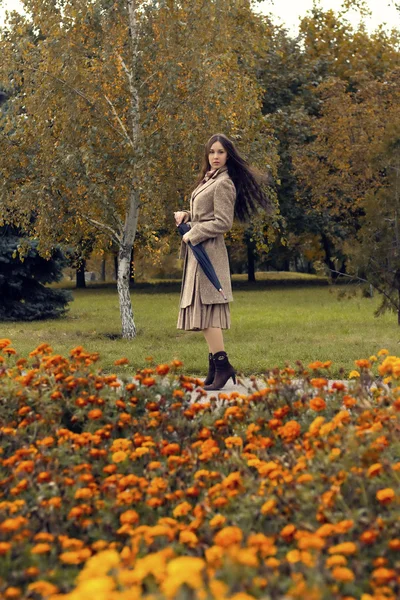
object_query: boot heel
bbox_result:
[232,373,236,385]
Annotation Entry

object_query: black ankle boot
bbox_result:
[204,351,236,391]
[203,353,215,386]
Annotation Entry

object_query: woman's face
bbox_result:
[208,141,228,169]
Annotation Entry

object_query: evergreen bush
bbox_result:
[0,226,72,320]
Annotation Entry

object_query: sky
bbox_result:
[0,0,399,34]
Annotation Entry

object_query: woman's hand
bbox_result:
[174,211,188,226]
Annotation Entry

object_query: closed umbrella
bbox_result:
[177,223,227,301]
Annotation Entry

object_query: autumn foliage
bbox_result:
[0,340,399,599]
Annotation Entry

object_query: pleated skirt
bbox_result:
[177,275,231,331]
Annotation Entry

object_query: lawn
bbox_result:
[1,274,399,377]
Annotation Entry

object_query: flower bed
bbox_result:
[0,340,399,600]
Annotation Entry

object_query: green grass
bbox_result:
[1,275,399,377]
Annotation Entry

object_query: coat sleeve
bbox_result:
[182,210,191,223]
[184,179,236,246]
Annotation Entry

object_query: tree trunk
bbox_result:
[76,260,86,288]
[100,257,106,282]
[129,245,135,286]
[117,190,140,339]
[115,0,140,338]
[114,254,118,280]
[398,288,400,326]
[247,240,256,282]
[321,233,337,279]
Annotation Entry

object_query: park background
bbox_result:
[1,0,400,375]
[1,2,400,600]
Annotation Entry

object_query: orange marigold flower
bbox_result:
[371,567,396,584]
[0,542,11,555]
[120,510,139,525]
[331,567,355,582]
[142,377,156,387]
[343,396,356,408]
[173,502,192,518]
[281,524,296,540]
[388,538,400,551]
[179,530,198,546]
[161,443,180,456]
[297,534,325,551]
[360,530,378,545]
[0,338,11,349]
[355,359,371,369]
[297,474,313,484]
[279,420,301,442]
[309,397,326,411]
[214,526,243,548]
[114,358,129,366]
[376,488,395,504]
[31,543,51,554]
[331,381,346,391]
[325,554,347,568]
[377,348,389,356]
[59,549,91,564]
[367,463,383,478]
[88,409,102,420]
[4,587,21,599]
[310,378,328,388]
[286,549,301,563]
[156,364,170,375]
[209,514,226,529]
[224,436,243,448]
[328,542,357,555]
[3,347,16,355]
[27,582,59,596]
[261,499,276,515]
[74,488,92,500]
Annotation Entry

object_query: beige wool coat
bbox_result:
[179,166,236,309]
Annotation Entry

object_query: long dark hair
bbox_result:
[196,133,274,222]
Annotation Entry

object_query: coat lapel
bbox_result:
[191,166,228,201]
[191,177,217,200]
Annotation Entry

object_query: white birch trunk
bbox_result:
[117,188,140,338]
[115,0,141,339]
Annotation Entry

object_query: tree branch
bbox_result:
[104,94,134,149]
[23,65,131,147]
[81,215,121,245]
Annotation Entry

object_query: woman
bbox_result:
[174,133,273,391]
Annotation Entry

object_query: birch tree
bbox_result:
[0,0,278,338]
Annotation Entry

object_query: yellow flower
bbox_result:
[77,550,120,581]
[172,502,192,518]
[67,577,115,600]
[214,526,243,548]
[162,556,205,599]
[286,549,301,563]
[377,348,389,356]
[178,530,198,546]
[349,370,360,379]
[112,451,128,463]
